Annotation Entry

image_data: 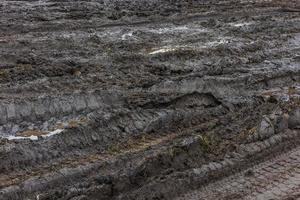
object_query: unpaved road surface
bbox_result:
[177,146,300,200]
[0,0,300,200]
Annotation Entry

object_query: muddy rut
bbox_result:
[0,0,300,199]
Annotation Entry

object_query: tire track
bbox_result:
[177,146,300,200]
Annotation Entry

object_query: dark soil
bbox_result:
[0,0,299,199]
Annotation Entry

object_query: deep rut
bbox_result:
[0,0,299,199]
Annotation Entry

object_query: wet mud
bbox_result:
[0,0,299,199]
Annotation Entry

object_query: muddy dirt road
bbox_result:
[0,0,299,199]
[177,146,300,200]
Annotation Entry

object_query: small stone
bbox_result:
[280,94,290,102]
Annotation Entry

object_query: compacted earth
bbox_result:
[0,0,300,199]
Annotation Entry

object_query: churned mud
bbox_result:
[0,0,299,199]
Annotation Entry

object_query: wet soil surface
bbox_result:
[0,0,300,199]
[177,146,300,200]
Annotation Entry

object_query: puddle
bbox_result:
[148,45,194,55]
[5,135,39,141]
[121,26,208,41]
[205,38,230,47]
[229,22,254,27]
[2,129,64,141]
[41,129,64,138]
[148,38,230,55]
[148,26,207,34]
[149,46,183,55]
[121,32,135,40]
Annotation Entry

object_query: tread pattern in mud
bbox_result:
[177,147,300,200]
[0,0,300,199]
